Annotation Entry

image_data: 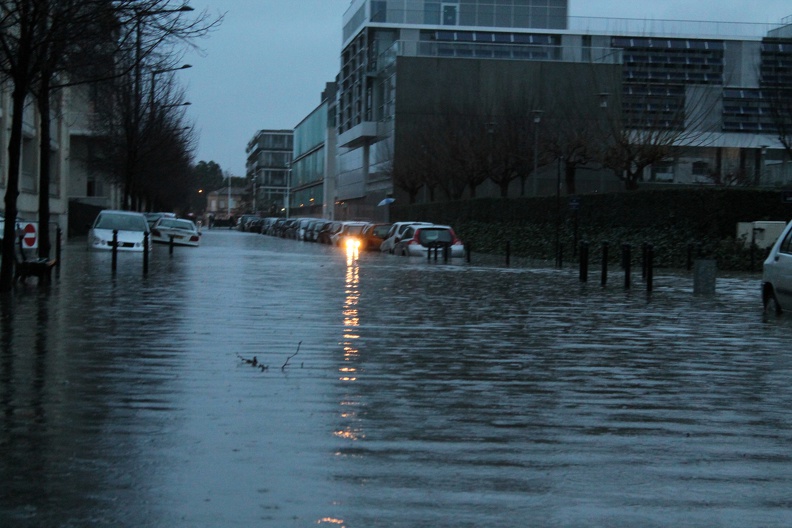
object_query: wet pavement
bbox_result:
[1,229,791,527]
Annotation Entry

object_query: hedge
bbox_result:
[390,188,792,271]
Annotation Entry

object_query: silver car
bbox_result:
[762,220,792,314]
[393,224,465,259]
[379,221,433,254]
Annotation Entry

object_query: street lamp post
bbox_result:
[150,64,192,116]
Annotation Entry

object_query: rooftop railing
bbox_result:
[374,40,622,73]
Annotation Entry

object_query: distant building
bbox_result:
[206,186,245,220]
[290,82,338,219]
[246,129,293,216]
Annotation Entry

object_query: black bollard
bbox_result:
[443,243,449,263]
[55,227,62,273]
[506,240,511,267]
[112,230,118,273]
[169,235,175,255]
[646,244,654,293]
[641,243,648,279]
[622,243,631,289]
[465,242,471,264]
[579,241,589,282]
[601,242,609,287]
[143,232,150,276]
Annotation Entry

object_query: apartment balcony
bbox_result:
[338,121,379,149]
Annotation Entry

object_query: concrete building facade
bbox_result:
[327,0,791,218]
[246,129,293,216]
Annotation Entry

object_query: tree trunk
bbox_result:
[499,180,510,198]
[0,86,29,292]
[37,81,52,259]
[565,162,577,195]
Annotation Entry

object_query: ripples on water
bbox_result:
[2,233,792,527]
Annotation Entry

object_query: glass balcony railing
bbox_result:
[374,40,622,74]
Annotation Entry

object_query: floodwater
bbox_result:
[1,230,791,527]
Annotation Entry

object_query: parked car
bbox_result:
[88,210,151,252]
[151,217,201,247]
[380,221,433,253]
[247,218,265,234]
[393,224,465,259]
[317,221,343,245]
[144,212,176,230]
[280,218,300,239]
[305,220,328,242]
[236,214,261,232]
[296,218,315,241]
[762,220,792,314]
[361,222,392,251]
[261,217,279,235]
[268,217,287,236]
[331,221,370,247]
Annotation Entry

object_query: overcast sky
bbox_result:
[179,0,792,177]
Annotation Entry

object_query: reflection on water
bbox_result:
[2,234,792,527]
[334,243,363,448]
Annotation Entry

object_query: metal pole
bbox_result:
[601,242,609,287]
[55,227,62,271]
[143,232,149,276]
[112,230,118,273]
[555,156,562,268]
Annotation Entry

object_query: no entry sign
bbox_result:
[19,222,38,248]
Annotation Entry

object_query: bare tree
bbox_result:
[0,0,219,291]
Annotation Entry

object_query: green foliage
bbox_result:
[391,188,791,271]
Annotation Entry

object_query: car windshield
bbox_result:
[346,225,365,235]
[373,225,391,237]
[418,228,453,245]
[95,213,147,232]
[159,219,195,231]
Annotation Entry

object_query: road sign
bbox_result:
[20,222,38,248]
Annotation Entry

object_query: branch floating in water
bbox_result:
[281,341,302,371]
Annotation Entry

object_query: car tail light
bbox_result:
[189,235,200,242]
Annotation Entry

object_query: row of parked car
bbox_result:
[238,216,466,258]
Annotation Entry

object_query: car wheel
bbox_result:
[763,287,783,315]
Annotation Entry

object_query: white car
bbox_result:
[393,224,465,259]
[762,220,792,314]
[88,210,151,252]
[151,217,201,247]
[379,221,433,253]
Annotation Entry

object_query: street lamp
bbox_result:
[151,64,192,115]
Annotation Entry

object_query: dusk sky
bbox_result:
[178,1,792,177]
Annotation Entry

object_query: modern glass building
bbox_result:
[290,83,337,218]
[330,0,791,218]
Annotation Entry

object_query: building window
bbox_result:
[652,162,675,182]
[441,3,458,26]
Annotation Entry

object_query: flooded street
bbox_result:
[2,229,791,527]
